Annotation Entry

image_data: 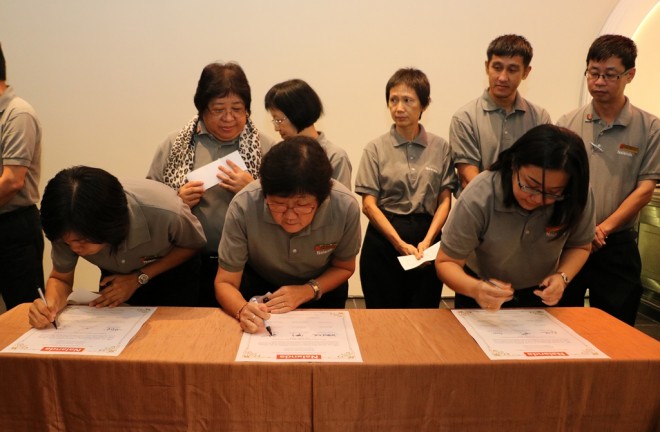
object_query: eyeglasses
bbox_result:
[266,201,316,215]
[516,172,566,201]
[271,117,288,126]
[584,68,631,82]
[207,106,246,119]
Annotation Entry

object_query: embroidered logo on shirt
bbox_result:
[545,226,562,238]
[424,166,439,174]
[141,255,161,264]
[314,243,337,255]
[617,143,638,157]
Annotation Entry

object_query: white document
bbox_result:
[1,305,156,357]
[397,241,440,270]
[185,150,247,190]
[235,310,363,363]
[452,309,609,360]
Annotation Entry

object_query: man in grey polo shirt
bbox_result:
[29,167,206,329]
[0,43,44,310]
[557,35,659,325]
[450,34,551,191]
[215,137,361,334]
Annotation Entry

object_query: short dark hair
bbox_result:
[386,68,430,111]
[0,42,6,81]
[260,136,333,205]
[587,34,637,70]
[193,62,252,117]
[264,79,323,132]
[490,124,590,238]
[41,166,129,253]
[487,34,533,67]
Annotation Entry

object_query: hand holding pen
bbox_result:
[250,294,273,336]
[37,287,58,329]
[478,279,514,311]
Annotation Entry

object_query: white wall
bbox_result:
[1,0,624,294]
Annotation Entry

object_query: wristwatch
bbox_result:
[307,279,322,301]
[137,271,150,287]
[556,271,570,285]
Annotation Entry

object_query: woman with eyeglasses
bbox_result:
[147,62,274,307]
[215,136,361,333]
[265,79,352,190]
[355,68,456,309]
[435,124,595,310]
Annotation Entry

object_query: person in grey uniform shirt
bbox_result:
[147,62,274,308]
[28,166,206,329]
[355,68,455,309]
[436,125,595,310]
[215,137,361,334]
[450,34,551,191]
[0,43,44,310]
[265,78,352,190]
[557,35,659,325]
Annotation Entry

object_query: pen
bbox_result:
[37,287,58,329]
[251,297,273,336]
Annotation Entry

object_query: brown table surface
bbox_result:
[0,304,658,431]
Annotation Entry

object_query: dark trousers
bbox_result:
[455,266,546,309]
[197,254,221,308]
[100,254,201,307]
[360,214,443,309]
[0,205,44,310]
[239,264,348,309]
[559,230,642,326]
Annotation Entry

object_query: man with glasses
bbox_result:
[449,34,551,192]
[557,34,659,325]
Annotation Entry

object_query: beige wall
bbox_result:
[2,0,644,295]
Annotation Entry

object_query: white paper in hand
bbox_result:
[397,241,441,271]
[185,150,248,190]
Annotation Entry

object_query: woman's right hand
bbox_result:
[474,278,514,311]
[28,299,58,329]
[237,301,271,334]
[178,181,205,208]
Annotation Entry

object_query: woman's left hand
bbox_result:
[535,273,567,306]
[91,274,139,308]
[217,160,254,194]
[266,285,315,313]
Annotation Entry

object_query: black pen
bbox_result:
[251,297,273,336]
[37,287,58,329]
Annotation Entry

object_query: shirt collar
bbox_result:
[389,124,429,148]
[586,97,632,126]
[480,88,526,113]
[0,86,15,112]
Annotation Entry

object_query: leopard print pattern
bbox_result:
[163,116,262,191]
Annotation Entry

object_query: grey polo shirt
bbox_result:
[218,180,361,286]
[440,171,596,289]
[0,87,42,213]
[316,131,352,190]
[557,98,660,231]
[354,124,456,215]
[450,89,551,171]
[147,120,275,254]
[52,178,206,274]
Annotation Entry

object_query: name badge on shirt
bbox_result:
[141,255,162,265]
[545,226,562,238]
[314,243,337,256]
[617,143,638,157]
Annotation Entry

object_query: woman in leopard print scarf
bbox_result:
[147,62,272,307]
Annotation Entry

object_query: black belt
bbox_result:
[381,210,432,223]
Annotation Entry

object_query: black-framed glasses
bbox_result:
[266,201,316,215]
[584,68,631,82]
[516,172,566,201]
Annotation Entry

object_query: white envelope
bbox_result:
[185,151,248,190]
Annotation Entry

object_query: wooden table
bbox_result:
[1,305,658,431]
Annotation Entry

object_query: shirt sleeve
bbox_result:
[354,142,380,197]
[217,195,250,272]
[449,112,481,166]
[1,111,39,167]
